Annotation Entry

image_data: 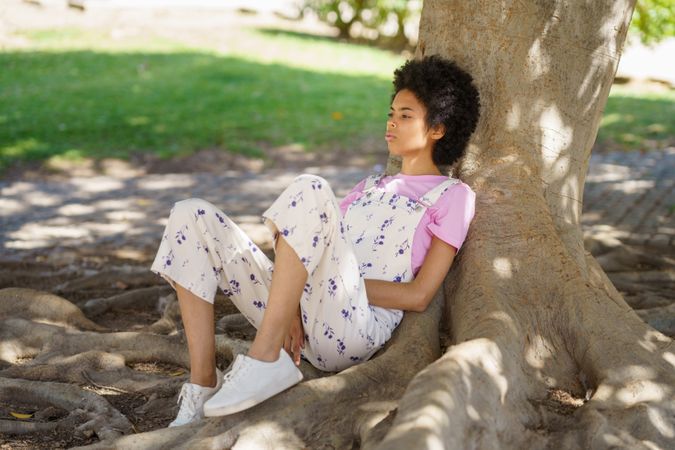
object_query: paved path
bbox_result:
[1,149,673,265]
[582,148,674,248]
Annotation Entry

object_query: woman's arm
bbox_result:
[364,236,457,312]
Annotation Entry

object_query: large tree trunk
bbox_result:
[379,1,674,449]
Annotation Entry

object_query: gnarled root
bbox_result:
[142,292,182,334]
[376,239,674,450]
[375,314,546,449]
[216,313,257,340]
[634,304,675,337]
[594,245,674,273]
[71,289,445,449]
[81,286,172,317]
[0,318,190,387]
[55,267,163,296]
[0,287,106,331]
[0,318,189,366]
[0,377,133,441]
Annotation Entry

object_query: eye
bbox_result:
[387,112,393,117]
[402,115,410,119]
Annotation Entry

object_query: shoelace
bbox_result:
[222,355,249,384]
[175,383,199,421]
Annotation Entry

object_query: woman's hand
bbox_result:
[283,307,305,366]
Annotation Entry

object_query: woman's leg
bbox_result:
[151,198,275,381]
[259,174,397,372]
[153,197,311,421]
[175,283,217,387]
[151,197,313,367]
[248,232,308,362]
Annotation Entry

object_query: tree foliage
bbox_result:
[630,0,675,44]
[300,0,421,48]
[303,0,674,46]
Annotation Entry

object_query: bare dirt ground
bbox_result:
[1,2,673,449]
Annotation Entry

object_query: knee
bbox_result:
[170,198,215,219]
[292,174,329,192]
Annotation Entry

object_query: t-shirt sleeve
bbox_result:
[338,177,368,216]
[426,183,476,251]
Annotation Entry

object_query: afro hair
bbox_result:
[391,55,480,167]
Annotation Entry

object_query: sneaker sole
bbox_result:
[203,371,302,417]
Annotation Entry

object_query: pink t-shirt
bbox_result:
[339,173,476,276]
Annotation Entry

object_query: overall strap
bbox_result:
[362,173,386,192]
[417,178,461,207]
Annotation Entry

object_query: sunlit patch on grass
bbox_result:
[45,148,87,165]
[127,116,151,126]
[600,113,622,127]
[13,26,188,53]
[597,84,675,151]
[620,133,640,144]
[646,123,666,133]
[152,123,167,133]
[19,27,90,42]
[1,138,45,158]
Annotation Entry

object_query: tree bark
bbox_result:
[379,1,674,449]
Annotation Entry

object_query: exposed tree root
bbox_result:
[0,412,83,434]
[0,287,106,331]
[81,286,172,317]
[0,377,133,441]
[0,263,81,290]
[55,268,163,295]
[372,247,674,450]
[0,314,298,401]
[608,271,674,311]
[0,318,189,376]
[595,245,675,273]
[70,289,445,449]
[214,335,251,363]
[216,313,257,339]
[635,304,675,338]
[142,292,182,335]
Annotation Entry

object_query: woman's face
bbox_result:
[385,89,443,157]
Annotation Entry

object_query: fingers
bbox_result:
[282,317,305,366]
[283,335,292,356]
[293,328,304,366]
[291,329,301,366]
[292,342,301,366]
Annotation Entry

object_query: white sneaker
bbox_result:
[168,368,223,427]
[203,350,303,417]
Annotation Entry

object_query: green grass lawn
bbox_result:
[0,26,673,173]
[0,26,403,171]
[599,84,675,151]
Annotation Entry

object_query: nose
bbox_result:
[387,120,397,130]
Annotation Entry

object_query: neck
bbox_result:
[399,153,442,176]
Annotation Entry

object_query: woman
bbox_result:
[151,54,480,427]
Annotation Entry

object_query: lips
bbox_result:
[385,133,396,141]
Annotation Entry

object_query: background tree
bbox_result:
[303,0,675,47]
[301,0,421,49]
[630,0,675,44]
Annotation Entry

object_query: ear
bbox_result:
[430,123,446,140]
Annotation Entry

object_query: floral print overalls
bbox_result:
[151,173,459,371]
